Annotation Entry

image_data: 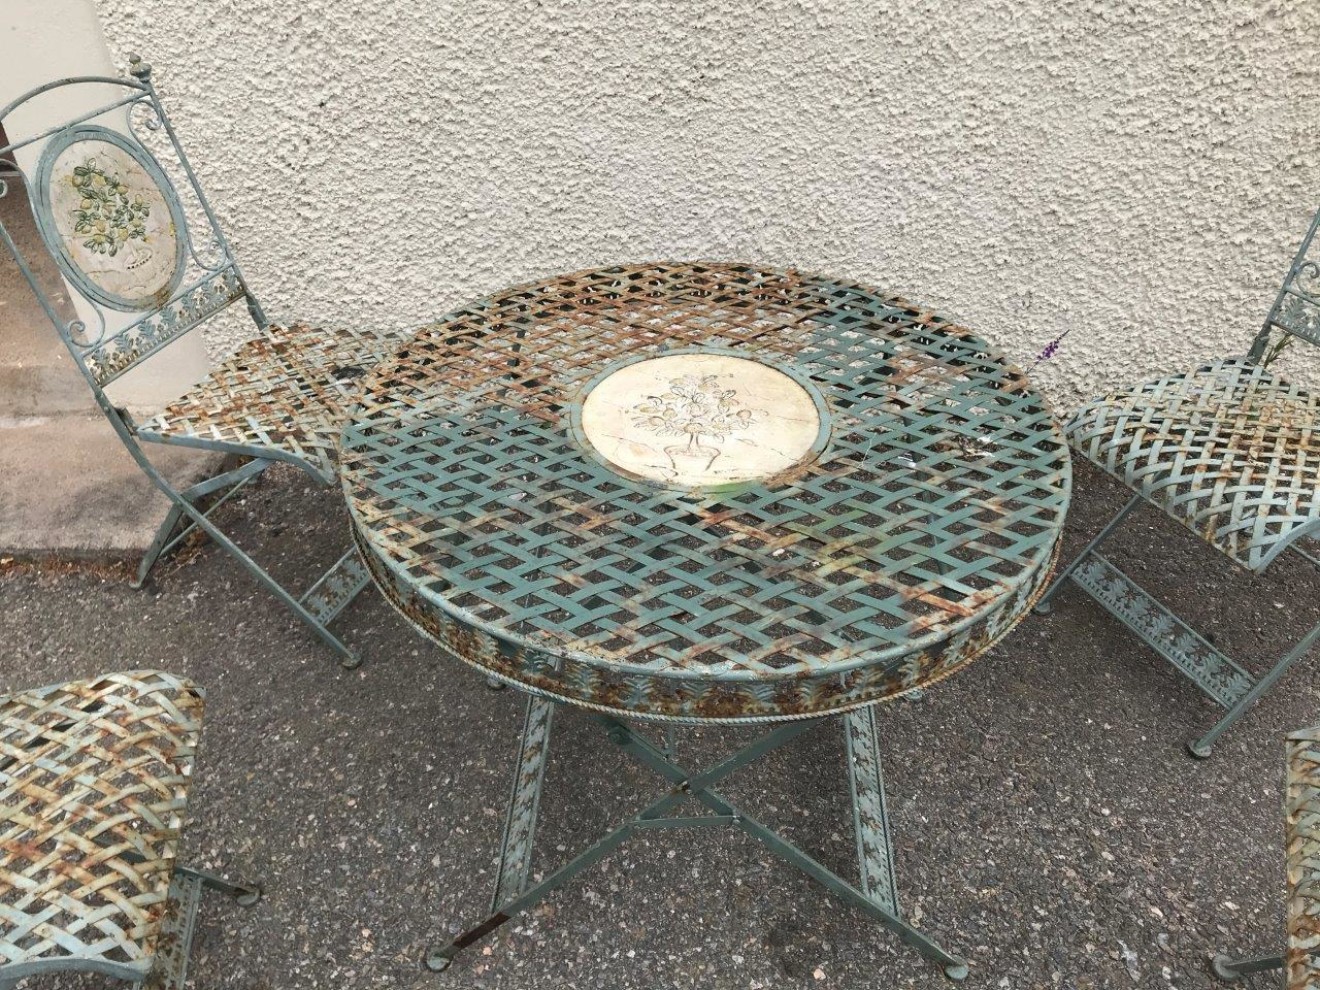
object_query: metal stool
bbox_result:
[0,671,258,988]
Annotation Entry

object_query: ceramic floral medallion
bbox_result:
[579,352,825,486]
[37,126,184,312]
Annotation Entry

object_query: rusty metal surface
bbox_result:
[1287,725,1320,990]
[0,670,201,981]
[140,321,411,482]
[1067,357,1320,573]
[342,261,1071,722]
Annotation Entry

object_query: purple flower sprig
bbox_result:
[1030,328,1075,371]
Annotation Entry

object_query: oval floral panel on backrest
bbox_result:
[33,124,188,316]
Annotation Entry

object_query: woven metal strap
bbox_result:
[1067,358,1320,572]
[345,262,1068,721]
[141,322,411,481]
[1287,726,1320,990]
[0,670,201,976]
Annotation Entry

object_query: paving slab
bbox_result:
[0,412,220,559]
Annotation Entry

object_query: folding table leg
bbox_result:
[425,716,810,973]
[610,717,969,980]
[426,711,968,980]
[844,705,899,914]
[492,696,556,910]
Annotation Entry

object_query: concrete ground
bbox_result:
[0,458,1315,990]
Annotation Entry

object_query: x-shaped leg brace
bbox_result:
[425,697,968,980]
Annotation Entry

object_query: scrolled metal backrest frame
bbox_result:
[0,55,267,398]
[1250,204,1320,362]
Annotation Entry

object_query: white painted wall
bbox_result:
[90,0,1320,406]
[0,0,209,412]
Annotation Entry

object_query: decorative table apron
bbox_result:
[341,261,1071,978]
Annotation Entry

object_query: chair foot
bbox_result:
[232,882,262,907]
[1032,601,1052,616]
[425,945,455,971]
[340,650,363,670]
[179,866,262,906]
[485,675,507,690]
[1186,739,1213,760]
[1211,954,1241,981]
[943,961,970,981]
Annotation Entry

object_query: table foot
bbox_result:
[943,961,970,981]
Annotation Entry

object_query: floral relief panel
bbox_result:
[578,352,825,487]
[40,127,184,312]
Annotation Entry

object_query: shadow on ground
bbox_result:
[1,459,1314,990]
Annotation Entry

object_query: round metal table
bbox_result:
[341,261,1071,978]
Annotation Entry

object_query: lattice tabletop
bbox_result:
[342,262,1071,722]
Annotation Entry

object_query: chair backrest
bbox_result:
[1251,205,1320,362]
[0,55,265,400]
[1285,724,1320,990]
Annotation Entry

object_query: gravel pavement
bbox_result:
[1,459,1315,990]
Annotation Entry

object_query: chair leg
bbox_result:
[128,448,371,666]
[132,457,270,589]
[133,502,186,589]
[1034,493,1142,614]
[1188,615,1320,758]
[176,865,262,907]
[298,547,371,631]
[1211,951,1284,980]
[168,493,363,668]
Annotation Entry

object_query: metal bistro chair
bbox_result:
[0,56,409,668]
[1213,724,1320,986]
[0,670,259,989]
[1036,201,1320,757]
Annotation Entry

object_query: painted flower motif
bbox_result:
[633,374,757,445]
[69,158,151,257]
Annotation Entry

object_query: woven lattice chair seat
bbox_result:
[139,322,410,482]
[1066,357,1320,572]
[0,671,202,983]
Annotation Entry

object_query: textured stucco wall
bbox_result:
[94,0,1320,406]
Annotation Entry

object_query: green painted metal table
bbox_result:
[340,261,1071,979]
